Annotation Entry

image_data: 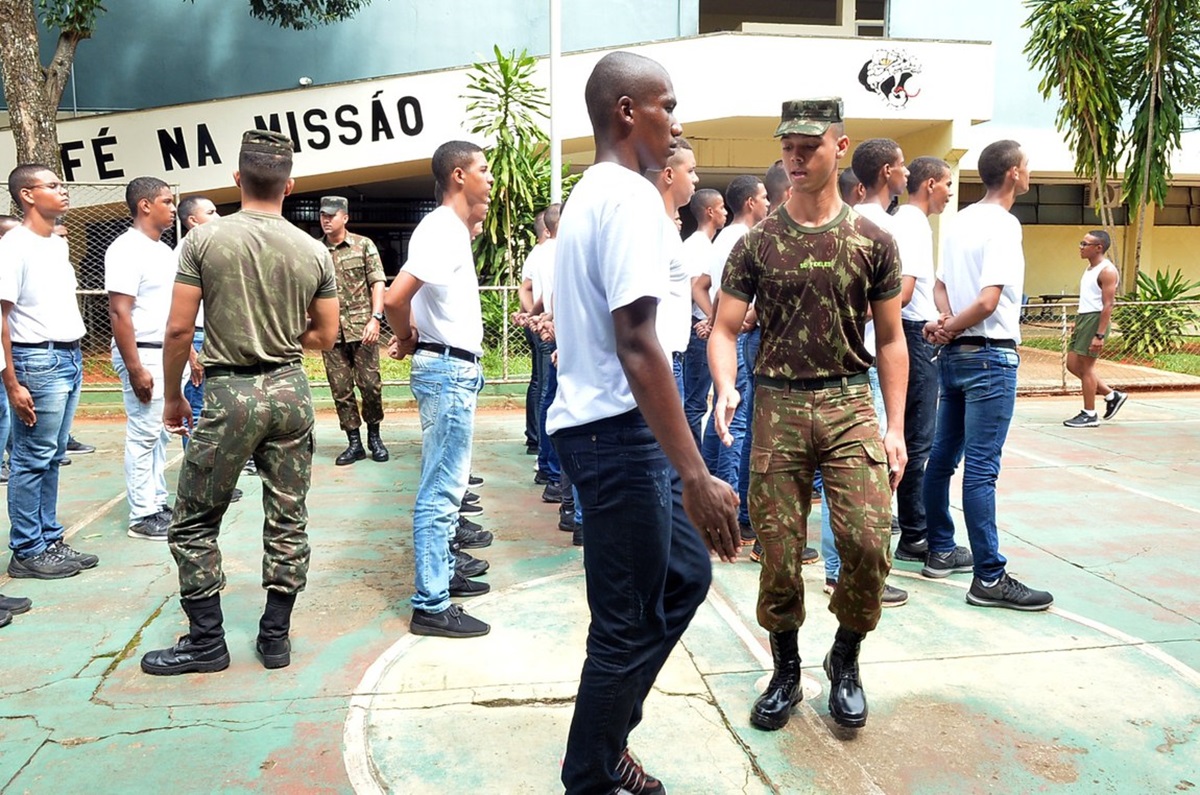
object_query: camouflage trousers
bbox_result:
[169,363,315,601]
[323,340,383,432]
[749,380,892,635]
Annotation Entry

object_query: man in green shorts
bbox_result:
[1063,230,1126,428]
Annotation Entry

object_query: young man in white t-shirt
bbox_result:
[921,139,1053,610]
[1,164,96,580]
[106,177,179,540]
[547,51,739,795]
[384,140,493,639]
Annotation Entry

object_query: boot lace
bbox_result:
[615,748,662,795]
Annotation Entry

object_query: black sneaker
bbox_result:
[0,594,33,614]
[157,504,174,521]
[463,490,480,505]
[242,458,258,476]
[533,470,552,485]
[558,516,576,532]
[615,747,665,795]
[0,610,10,628]
[572,523,583,546]
[129,513,170,541]
[823,577,837,595]
[0,463,8,484]
[230,487,243,503]
[894,537,928,562]
[458,515,484,534]
[449,572,491,597]
[47,540,99,570]
[881,583,908,607]
[739,522,757,545]
[468,474,484,487]
[410,604,490,638]
[455,516,493,549]
[1103,390,1128,420]
[1063,410,1099,428]
[66,436,96,454]
[451,544,489,577]
[7,548,82,579]
[966,573,1053,611]
[921,546,973,579]
[541,482,563,503]
[890,516,901,536]
[750,540,763,563]
[459,502,483,516]
[801,546,818,565]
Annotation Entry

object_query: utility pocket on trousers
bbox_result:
[749,448,773,474]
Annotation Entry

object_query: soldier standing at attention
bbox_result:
[319,196,389,465]
[140,130,339,675]
[710,98,908,732]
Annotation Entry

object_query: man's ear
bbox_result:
[233,170,242,187]
[283,178,296,197]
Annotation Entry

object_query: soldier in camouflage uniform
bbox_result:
[140,129,340,676]
[709,98,908,731]
[319,196,389,465]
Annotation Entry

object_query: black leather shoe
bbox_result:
[449,572,491,597]
[256,637,291,669]
[894,537,928,562]
[824,627,868,728]
[366,424,389,462]
[336,431,367,466]
[750,630,802,730]
[141,636,231,675]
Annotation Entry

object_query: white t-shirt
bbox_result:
[535,238,558,316]
[402,205,484,356]
[854,202,899,356]
[680,230,712,320]
[891,204,939,322]
[105,228,177,343]
[0,225,87,343]
[547,162,667,433]
[656,218,691,355]
[709,222,750,304]
[520,242,548,306]
[938,202,1025,343]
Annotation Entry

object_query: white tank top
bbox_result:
[1078,259,1117,313]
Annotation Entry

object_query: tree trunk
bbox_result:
[1134,5,1163,285]
[0,0,85,170]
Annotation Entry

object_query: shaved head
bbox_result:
[584,51,670,135]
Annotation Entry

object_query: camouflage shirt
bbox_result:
[324,231,385,342]
[722,203,901,380]
[177,210,337,367]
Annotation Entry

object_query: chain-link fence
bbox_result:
[1018,300,1200,393]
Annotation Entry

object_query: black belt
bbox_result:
[136,342,164,349]
[902,318,932,328]
[947,337,1016,349]
[205,361,295,378]
[416,342,479,364]
[758,372,869,391]
[11,340,80,350]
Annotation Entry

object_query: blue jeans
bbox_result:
[897,320,938,544]
[182,330,205,449]
[736,327,761,526]
[409,350,483,613]
[822,367,887,581]
[923,344,1019,582]
[553,410,712,794]
[7,346,82,558]
[702,331,748,487]
[536,338,561,483]
[0,385,10,467]
[671,352,685,398]
[682,325,711,449]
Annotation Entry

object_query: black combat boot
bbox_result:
[750,630,803,730]
[141,594,230,676]
[824,626,868,728]
[256,590,296,669]
[336,430,367,466]
[366,423,389,462]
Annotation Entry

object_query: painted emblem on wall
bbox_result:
[859,48,922,108]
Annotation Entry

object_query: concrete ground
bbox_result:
[1,392,1198,794]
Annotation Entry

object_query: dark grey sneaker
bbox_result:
[7,548,82,579]
[1103,390,1128,420]
[448,572,491,597]
[66,436,96,454]
[454,516,493,549]
[921,546,974,578]
[1063,410,1099,428]
[881,583,908,607]
[0,594,33,614]
[48,540,99,570]
[128,513,170,541]
[451,543,489,577]
[966,573,1053,611]
[410,604,490,638]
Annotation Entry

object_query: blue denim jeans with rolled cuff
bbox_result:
[7,345,82,558]
[553,409,712,795]
[923,344,1019,583]
[409,349,483,614]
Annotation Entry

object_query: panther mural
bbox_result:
[859,48,923,108]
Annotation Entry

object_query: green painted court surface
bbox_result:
[2,393,1198,793]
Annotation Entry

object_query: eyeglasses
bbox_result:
[27,182,69,192]
[1078,240,1099,247]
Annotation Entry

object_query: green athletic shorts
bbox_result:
[1071,311,1107,357]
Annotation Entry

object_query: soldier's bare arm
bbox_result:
[871,293,909,490]
[614,296,740,562]
[300,296,340,351]
[109,292,153,403]
[708,290,750,445]
[383,271,423,359]
[163,283,202,434]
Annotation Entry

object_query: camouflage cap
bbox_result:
[319,196,349,214]
[774,98,844,137]
[240,129,294,157]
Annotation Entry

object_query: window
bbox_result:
[1155,186,1200,226]
[958,182,1129,225]
[700,0,888,37]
